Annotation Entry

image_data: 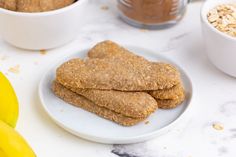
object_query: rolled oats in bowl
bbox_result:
[207,3,236,37]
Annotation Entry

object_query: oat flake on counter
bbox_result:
[0,55,9,61]
[8,65,20,74]
[40,49,47,55]
[212,123,224,131]
[100,5,109,10]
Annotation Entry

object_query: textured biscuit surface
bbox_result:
[52,81,145,126]
[0,0,75,12]
[68,85,158,118]
[149,83,185,100]
[0,0,17,10]
[152,83,185,109]
[88,40,146,61]
[155,92,185,109]
[17,0,74,12]
[87,40,185,109]
[56,57,180,91]
[149,83,185,109]
[88,41,181,87]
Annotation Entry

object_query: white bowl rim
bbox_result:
[201,0,236,41]
[0,0,87,17]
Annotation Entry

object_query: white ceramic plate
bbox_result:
[38,46,193,144]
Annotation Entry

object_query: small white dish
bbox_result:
[38,46,193,144]
[0,0,87,50]
[201,0,236,77]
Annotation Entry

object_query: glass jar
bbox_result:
[117,0,189,29]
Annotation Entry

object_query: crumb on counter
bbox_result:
[8,65,20,74]
[145,121,149,125]
[212,123,224,131]
[140,29,149,32]
[0,55,9,61]
[40,49,47,55]
[100,5,109,11]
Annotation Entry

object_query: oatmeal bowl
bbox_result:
[201,0,236,77]
[0,0,87,50]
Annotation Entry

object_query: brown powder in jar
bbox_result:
[118,0,180,24]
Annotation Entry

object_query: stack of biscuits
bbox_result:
[52,41,185,126]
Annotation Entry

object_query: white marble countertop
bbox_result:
[0,0,236,157]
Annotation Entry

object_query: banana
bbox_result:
[0,72,19,127]
[0,120,36,157]
[0,73,36,156]
[0,148,8,157]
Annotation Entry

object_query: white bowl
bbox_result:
[201,0,236,77]
[0,0,87,50]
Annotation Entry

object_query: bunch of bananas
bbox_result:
[0,72,36,157]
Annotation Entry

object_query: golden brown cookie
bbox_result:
[52,81,146,126]
[67,84,158,118]
[156,95,185,109]
[0,0,17,11]
[17,0,74,12]
[149,83,185,100]
[88,40,145,61]
[56,57,180,91]
[87,40,185,109]
[149,83,185,109]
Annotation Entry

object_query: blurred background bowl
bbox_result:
[0,0,87,50]
[201,0,236,77]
